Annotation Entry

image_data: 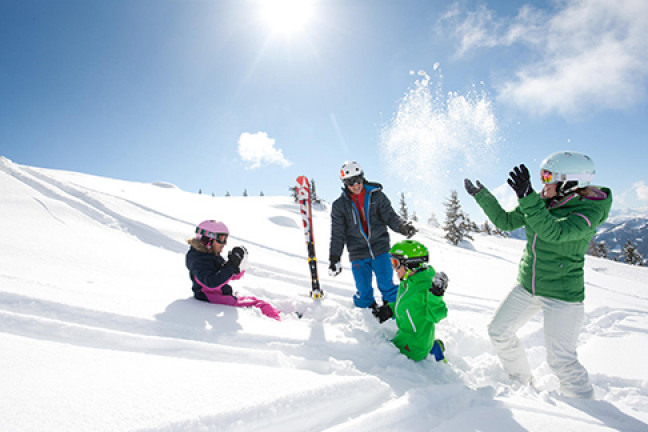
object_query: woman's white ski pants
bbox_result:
[488,284,593,398]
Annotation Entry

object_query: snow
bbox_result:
[1,156,647,431]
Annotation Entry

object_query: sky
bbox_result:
[2,0,648,221]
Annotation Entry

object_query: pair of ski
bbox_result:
[296,176,323,300]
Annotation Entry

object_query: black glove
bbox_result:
[399,221,417,238]
[328,256,342,276]
[221,285,234,296]
[507,164,533,199]
[226,246,247,273]
[430,272,448,296]
[372,304,393,323]
[464,179,484,196]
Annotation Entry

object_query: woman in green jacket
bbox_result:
[374,240,448,362]
[465,151,612,399]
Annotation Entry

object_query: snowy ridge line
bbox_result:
[0,307,356,374]
[2,161,186,253]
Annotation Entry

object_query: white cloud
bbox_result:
[237,132,292,170]
[634,181,648,201]
[445,0,648,118]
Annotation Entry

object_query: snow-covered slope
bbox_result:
[1,157,647,432]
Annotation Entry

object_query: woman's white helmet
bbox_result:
[540,151,595,193]
[339,161,364,181]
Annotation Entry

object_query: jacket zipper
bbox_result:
[350,189,375,259]
[531,233,538,295]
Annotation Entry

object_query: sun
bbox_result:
[258,0,316,35]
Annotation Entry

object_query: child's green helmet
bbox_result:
[390,240,429,270]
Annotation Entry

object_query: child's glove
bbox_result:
[226,246,248,274]
[430,272,448,296]
[372,304,393,323]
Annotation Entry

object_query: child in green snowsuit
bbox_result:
[374,240,448,361]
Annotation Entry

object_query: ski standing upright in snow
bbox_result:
[296,176,323,299]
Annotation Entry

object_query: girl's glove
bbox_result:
[464,179,484,196]
[507,164,533,199]
[226,246,248,273]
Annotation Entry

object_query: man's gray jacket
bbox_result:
[329,182,404,262]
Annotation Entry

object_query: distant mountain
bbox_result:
[594,207,648,262]
[485,207,647,264]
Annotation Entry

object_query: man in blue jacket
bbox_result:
[329,161,416,310]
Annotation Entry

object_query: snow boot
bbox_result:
[430,339,447,363]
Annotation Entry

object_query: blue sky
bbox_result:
[2,0,647,221]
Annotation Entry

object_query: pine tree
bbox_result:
[623,239,644,265]
[243,189,248,197]
[399,192,409,220]
[225,191,231,197]
[588,240,608,258]
[289,186,298,202]
[427,212,440,228]
[412,211,418,222]
[260,191,265,196]
[483,220,492,235]
[443,190,472,245]
[311,179,321,204]
[595,241,609,258]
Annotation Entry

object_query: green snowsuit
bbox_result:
[474,187,612,302]
[389,266,448,361]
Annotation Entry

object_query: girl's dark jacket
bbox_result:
[185,242,236,300]
[329,182,404,262]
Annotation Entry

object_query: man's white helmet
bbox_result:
[340,161,364,181]
[539,151,595,190]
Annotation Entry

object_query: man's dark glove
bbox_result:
[464,179,484,197]
[399,221,417,238]
[507,164,533,199]
[372,304,393,323]
[221,285,234,297]
[328,256,342,277]
[430,272,448,296]
[226,246,247,273]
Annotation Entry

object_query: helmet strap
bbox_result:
[557,180,579,198]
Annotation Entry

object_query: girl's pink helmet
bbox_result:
[195,220,229,240]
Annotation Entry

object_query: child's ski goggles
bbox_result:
[390,257,403,269]
[196,229,229,244]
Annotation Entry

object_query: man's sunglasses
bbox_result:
[343,175,364,186]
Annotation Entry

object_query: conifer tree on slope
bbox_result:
[443,190,472,245]
[623,239,644,265]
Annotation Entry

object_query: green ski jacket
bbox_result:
[474,187,612,302]
[389,266,448,361]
